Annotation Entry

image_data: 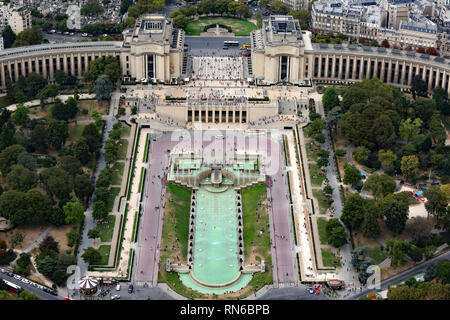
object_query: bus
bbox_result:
[224,40,239,46]
[3,279,23,295]
[242,43,251,49]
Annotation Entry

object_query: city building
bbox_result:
[7,3,32,34]
[312,0,442,51]
[282,0,309,10]
[251,15,309,84]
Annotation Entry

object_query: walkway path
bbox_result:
[23,226,54,253]
[77,92,119,277]
[6,93,96,112]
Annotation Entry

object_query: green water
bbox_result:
[179,187,252,294]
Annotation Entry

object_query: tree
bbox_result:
[74,174,94,205]
[55,70,68,86]
[57,156,82,176]
[40,167,73,200]
[380,196,409,236]
[399,118,422,142]
[12,104,30,126]
[363,173,396,199]
[425,263,438,282]
[411,75,427,98]
[13,27,43,47]
[94,75,114,101]
[381,39,390,48]
[90,109,103,128]
[436,261,450,284]
[6,165,38,192]
[425,47,438,56]
[378,149,397,169]
[352,146,370,164]
[25,190,53,224]
[2,25,16,49]
[388,282,450,300]
[322,87,340,111]
[0,144,25,175]
[30,124,49,153]
[342,193,366,230]
[104,139,120,165]
[97,168,113,188]
[407,245,424,262]
[81,247,101,265]
[362,203,381,238]
[72,137,92,165]
[0,191,28,225]
[424,186,448,221]
[25,72,47,99]
[48,120,69,150]
[37,255,57,277]
[92,200,108,221]
[343,164,361,187]
[39,236,59,253]
[51,98,78,121]
[270,0,290,14]
[428,112,446,143]
[63,198,85,224]
[325,218,348,247]
[406,217,433,247]
[81,0,105,16]
[173,14,188,29]
[391,240,405,267]
[401,155,419,181]
[104,57,121,83]
[88,228,100,239]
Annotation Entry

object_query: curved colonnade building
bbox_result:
[251,15,450,94]
[0,14,184,89]
[0,14,449,95]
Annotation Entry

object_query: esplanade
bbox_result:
[0,14,450,95]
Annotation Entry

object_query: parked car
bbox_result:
[6,272,13,277]
[111,294,121,300]
[308,287,314,294]
[82,33,88,37]
[0,268,6,273]
[116,284,121,291]
[21,278,30,284]
[128,284,133,294]
[13,275,22,280]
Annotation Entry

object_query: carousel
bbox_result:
[78,276,99,295]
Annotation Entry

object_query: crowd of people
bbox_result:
[192,56,244,80]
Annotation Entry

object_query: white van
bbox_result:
[116,284,121,291]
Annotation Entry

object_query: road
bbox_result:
[348,250,450,300]
[0,273,60,300]
[258,285,330,300]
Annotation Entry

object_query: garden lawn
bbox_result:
[106,187,120,212]
[98,215,116,242]
[111,162,125,185]
[317,218,328,245]
[309,163,325,186]
[118,139,128,160]
[67,122,92,144]
[184,17,257,36]
[313,189,332,214]
[321,248,341,267]
[366,246,388,264]
[97,245,111,265]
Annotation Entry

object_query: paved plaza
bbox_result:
[192,56,244,80]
